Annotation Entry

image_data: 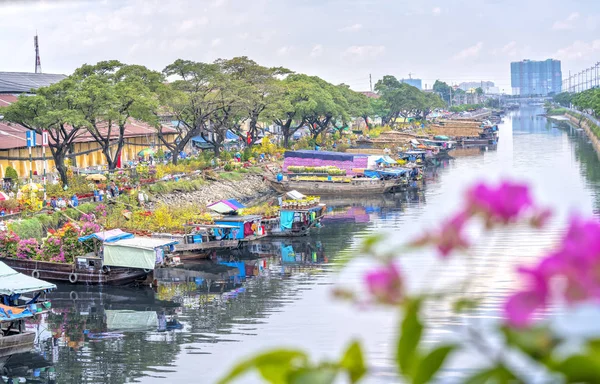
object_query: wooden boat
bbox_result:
[152,229,240,261]
[213,215,268,243]
[0,261,55,357]
[0,257,149,285]
[263,205,326,237]
[267,177,400,195]
[1,230,179,285]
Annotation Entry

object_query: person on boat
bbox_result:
[50,196,57,210]
[57,197,66,209]
[70,194,79,207]
[410,167,419,180]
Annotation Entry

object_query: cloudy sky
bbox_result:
[1,0,599,92]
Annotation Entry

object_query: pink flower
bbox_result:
[436,211,470,257]
[364,263,403,305]
[504,216,600,326]
[411,211,471,258]
[504,267,549,327]
[467,181,533,224]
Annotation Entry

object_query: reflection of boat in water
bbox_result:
[0,352,54,382]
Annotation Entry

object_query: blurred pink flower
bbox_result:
[467,181,533,223]
[505,216,600,326]
[504,267,549,327]
[436,211,470,257]
[365,263,403,305]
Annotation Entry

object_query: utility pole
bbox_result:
[369,74,372,92]
[34,33,42,74]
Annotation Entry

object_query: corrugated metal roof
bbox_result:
[0,119,176,150]
[0,72,66,94]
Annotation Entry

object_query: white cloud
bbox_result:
[277,46,293,56]
[453,42,483,60]
[432,7,441,16]
[492,41,517,56]
[554,39,600,60]
[211,38,222,47]
[339,23,363,32]
[343,45,386,59]
[310,44,323,58]
[552,12,580,30]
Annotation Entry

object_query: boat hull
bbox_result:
[0,332,35,357]
[0,257,148,285]
[268,179,398,195]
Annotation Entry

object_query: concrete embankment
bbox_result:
[150,173,276,208]
[563,112,600,157]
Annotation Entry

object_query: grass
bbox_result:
[547,107,568,116]
[219,172,245,181]
[9,218,45,240]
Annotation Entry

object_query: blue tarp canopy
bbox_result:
[364,169,407,178]
[191,130,239,144]
[207,199,245,214]
[284,150,365,161]
[375,156,396,165]
[79,229,135,243]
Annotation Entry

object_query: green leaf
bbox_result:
[340,340,367,383]
[413,345,456,384]
[554,355,600,383]
[360,233,385,253]
[463,364,518,384]
[501,325,558,363]
[289,367,339,384]
[396,299,423,377]
[452,298,481,313]
[217,349,308,384]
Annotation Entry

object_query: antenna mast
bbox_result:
[34,33,42,74]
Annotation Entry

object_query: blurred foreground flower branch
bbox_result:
[220,181,600,383]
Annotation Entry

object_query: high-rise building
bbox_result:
[510,59,562,96]
[400,78,422,90]
[458,81,495,91]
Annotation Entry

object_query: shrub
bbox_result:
[224,163,233,172]
[0,230,20,258]
[41,236,64,263]
[5,166,18,182]
[16,238,40,260]
[9,219,44,240]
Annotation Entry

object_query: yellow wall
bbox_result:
[0,134,177,178]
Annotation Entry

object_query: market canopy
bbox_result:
[375,156,397,165]
[85,174,107,182]
[207,199,245,214]
[286,190,306,200]
[0,261,56,296]
[79,229,134,243]
[103,237,178,270]
[138,148,155,157]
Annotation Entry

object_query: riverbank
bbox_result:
[555,110,600,157]
[149,172,275,208]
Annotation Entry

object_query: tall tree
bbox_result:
[159,59,221,164]
[217,57,290,145]
[337,85,373,129]
[73,61,162,170]
[417,92,445,120]
[2,80,87,185]
[433,80,451,105]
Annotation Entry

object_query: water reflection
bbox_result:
[19,107,600,383]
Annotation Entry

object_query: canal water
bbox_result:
[15,106,600,383]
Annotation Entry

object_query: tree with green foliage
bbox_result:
[375,76,427,126]
[433,80,451,105]
[337,84,373,129]
[159,59,222,163]
[72,60,162,170]
[4,166,18,182]
[553,92,573,108]
[3,79,87,185]
[217,56,290,145]
[417,92,445,120]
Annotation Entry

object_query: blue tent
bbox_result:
[375,156,397,165]
[79,229,135,243]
